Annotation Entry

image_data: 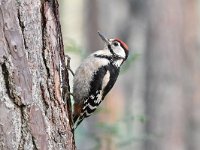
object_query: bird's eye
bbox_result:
[113,42,119,46]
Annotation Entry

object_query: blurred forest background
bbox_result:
[59,0,200,150]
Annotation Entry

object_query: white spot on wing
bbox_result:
[83,98,97,110]
[94,71,110,104]
[88,103,97,110]
[85,111,91,117]
[102,70,110,89]
[90,95,95,99]
[94,92,102,104]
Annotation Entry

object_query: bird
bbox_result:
[72,32,129,129]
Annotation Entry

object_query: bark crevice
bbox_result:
[1,60,12,99]
[17,9,28,49]
[18,106,30,150]
[40,2,51,79]
[40,82,50,115]
[31,135,38,150]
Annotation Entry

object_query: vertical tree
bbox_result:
[182,1,200,150]
[144,0,186,150]
[0,0,74,149]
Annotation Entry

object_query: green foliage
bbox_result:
[96,122,120,136]
[134,114,146,123]
[64,39,86,57]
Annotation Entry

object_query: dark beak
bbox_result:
[98,31,110,45]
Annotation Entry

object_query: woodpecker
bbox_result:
[73,32,129,129]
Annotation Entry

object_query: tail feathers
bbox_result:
[73,115,84,129]
[73,102,84,129]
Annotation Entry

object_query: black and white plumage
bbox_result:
[73,32,129,129]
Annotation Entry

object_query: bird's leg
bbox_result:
[60,55,75,94]
[65,55,75,76]
[63,55,75,99]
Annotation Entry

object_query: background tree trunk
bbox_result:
[144,0,200,150]
[0,0,74,149]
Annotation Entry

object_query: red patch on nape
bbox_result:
[114,38,129,51]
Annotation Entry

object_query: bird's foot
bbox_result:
[65,55,75,76]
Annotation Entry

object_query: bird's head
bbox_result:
[98,31,129,61]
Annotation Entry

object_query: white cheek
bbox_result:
[113,46,126,58]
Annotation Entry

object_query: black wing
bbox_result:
[102,64,120,99]
[73,64,119,129]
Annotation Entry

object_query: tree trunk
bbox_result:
[144,0,186,150]
[182,1,200,149]
[0,0,75,149]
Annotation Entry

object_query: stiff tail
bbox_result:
[73,114,84,129]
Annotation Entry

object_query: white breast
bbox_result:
[73,52,110,103]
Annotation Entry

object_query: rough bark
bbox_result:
[0,0,75,149]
